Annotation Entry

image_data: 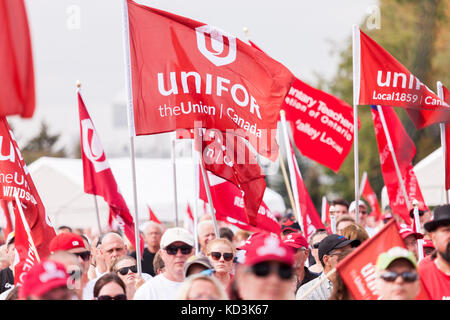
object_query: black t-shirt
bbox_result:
[0,268,14,294]
[130,248,156,276]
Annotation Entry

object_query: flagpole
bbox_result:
[279,153,297,219]
[321,196,327,224]
[329,205,337,234]
[412,199,424,261]
[280,110,304,233]
[437,81,449,204]
[172,137,179,227]
[352,25,361,224]
[377,106,412,210]
[192,132,200,255]
[121,0,142,276]
[14,194,40,263]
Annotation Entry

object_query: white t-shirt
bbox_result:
[133,273,182,300]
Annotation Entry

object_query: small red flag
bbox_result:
[360,172,382,221]
[0,0,36,118]
[126,0,294,160]
[147,205,161,225]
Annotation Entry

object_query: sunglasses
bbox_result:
[74,251,91,262]
[312,243,321,249]
[209,252,234,261]
[117,265,138,275]
[250,262,293,280]
[165,245,193,255]
[97,294,127,301]
[380,271,418,283]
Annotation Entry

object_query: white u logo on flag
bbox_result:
[196,25,236,67]
[81,119,109,172]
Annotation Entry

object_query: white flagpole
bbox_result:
[172,136,180,227]
[121,0,142,276]
[280,110,305,234]
[192,132,200,255]
[329,206,337,234]
[412,199,424,261]
[77,81,103,236]
[437,81,449,204]
[352,25,361,224]
[14,194,40,262]
[377,105,411,210]
[321,196,327,224]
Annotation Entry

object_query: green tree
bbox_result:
[22,121,66,164]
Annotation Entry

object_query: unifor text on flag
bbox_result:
[126,0,294,160]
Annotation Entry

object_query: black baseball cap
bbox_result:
[318,234,360,262]
[424,204,450,232]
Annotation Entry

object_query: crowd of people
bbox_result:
[0,198,448,301]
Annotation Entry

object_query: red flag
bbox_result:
[336,220,406,299]
[78,92,144,255]
[147,205,161,225]
[199,170,280,235]
[200,129,266,226]
[0,118,56,284]
[126,0,294,160]
[360,172,382,221]
[183,203,194,234]
[0,0,35,118]
[356,29,450,129]
[0,200,13,237]
[288,141,325,239]
[283,78,358,172]
[371,106,428,225]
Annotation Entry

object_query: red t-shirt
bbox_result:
[418,255,450,300]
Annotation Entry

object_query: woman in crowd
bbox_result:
[177,273,228,300]
[93,273,127,300]
[205,238,235,290]
[111,256,146,300]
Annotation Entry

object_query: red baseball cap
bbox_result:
[422,239,435,249]
[236,232,266,251]
[242,234,294,267]
[398,224,424,240]
[19,260,69,299]
[49,232,86,254]
[282,232,308,249]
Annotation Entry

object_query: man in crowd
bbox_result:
[283,233,319,294]
[131,221,163,276]
[281,220,302,237]
[197,220,216,255]
[48,251,86,300]
[375,247,420,300]
[18,260,75,300]
[332,198,349,219]
[418,204,450,299]
[335,215,355,235]
[234,234,295,300]
[297,234,359,300]
[134,227,194,299]
[398,224,423,260]
[349,200,377,237]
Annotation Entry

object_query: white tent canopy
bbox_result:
[381,147,448,208]
[28,157,286,230]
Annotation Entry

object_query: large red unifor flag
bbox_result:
[199,129,266,226]
[288,140,325,239]
[0,117,56,285]
[355,29,450,129]
[125,0,294,160]
[78,92,144,255]
[0,0,35,118]
[282,77,357,172]
[371,105,428,226]
[336,219,428,300]
[360,172,382,221]
[199,169,281,235]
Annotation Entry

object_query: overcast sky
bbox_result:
[11,0,378,157]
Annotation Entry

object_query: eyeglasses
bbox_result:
[209,252,234,261]
[74,251,91,261]
[165,245,193,255]
[97,294,127,300]
[359,210,368,215]
[380,271,418,283]
[250,262,293,280]
[117,265,138,275]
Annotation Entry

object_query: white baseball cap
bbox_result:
[349,200,367,213]
[160,227,194,248]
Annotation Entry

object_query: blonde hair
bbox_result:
[205,238,235,256]
[176,273,229,300]
[340,223,369,243]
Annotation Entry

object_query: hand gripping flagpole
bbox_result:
[412,199,424,261]
[437,81,449,204]
[77,81,102,236]
[280,110,305,234]
[121,0,142,276]
[377,105,412,212]
[352,25,361,224]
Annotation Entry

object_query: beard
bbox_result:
[437,242,450,263]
